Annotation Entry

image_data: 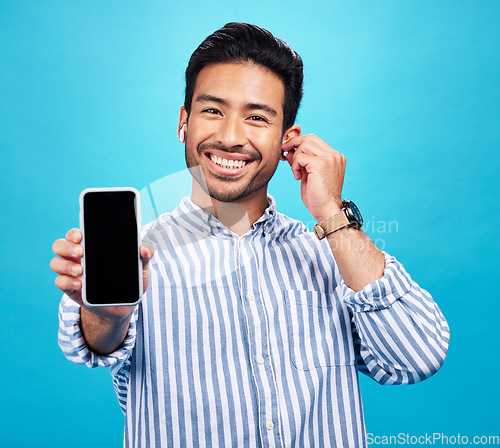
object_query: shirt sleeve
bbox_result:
[342,251,450,385]
[58,294,139,368]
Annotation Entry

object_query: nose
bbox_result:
[216,116,247,148]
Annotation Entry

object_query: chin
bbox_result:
[206,184,253,203]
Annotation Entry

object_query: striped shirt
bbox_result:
[58,194,449,448]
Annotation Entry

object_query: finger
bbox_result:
[140,243,155,267]
[283,148,296,166]
[281,135,305,152]
[52,238,83,260]
[50,257,83,276]
[283,134,341,158]
[291,152,318,180]
[140,243,155,294]
[55,274,82,295]
[65,228,82,244]
[282,135,323,154]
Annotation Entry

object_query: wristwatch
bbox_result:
[313,200,363,240]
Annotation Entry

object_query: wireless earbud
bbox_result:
[179,124,186,143]
[281,139,289,159]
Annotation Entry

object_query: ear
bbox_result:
[280,125,301,160]
[178,106,188,142]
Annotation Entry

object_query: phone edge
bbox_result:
[79,187,143,308]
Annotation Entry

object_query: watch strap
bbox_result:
[313,210,350,240]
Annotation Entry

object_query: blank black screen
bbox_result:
[83,191,140,305]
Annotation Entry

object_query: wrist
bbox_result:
[315,202,343,224]
[81,306,134,327]
[313,199,363,240]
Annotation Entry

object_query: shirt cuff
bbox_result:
[342,251,413,312]
[58,294,138,368]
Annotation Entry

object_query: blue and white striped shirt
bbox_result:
[58,194,449,447]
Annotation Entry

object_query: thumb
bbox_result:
[140,242,155,294]
[140,242,155,269]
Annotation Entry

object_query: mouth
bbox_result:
[204,150,254,176]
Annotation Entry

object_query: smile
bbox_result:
[205,152,254,176]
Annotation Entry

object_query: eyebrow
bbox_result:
[245,103,278,117]
[195,94,228,106]
[195,94,278,117]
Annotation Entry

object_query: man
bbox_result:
[51,23,449,447]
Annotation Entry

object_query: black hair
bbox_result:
[184,22,303,132]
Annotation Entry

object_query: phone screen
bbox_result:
[81,190,141,306]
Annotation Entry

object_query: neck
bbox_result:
[190,179,269,236]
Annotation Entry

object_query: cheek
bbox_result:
[185,127,208,149]
[186,117,215,140]
[249,130,282,156]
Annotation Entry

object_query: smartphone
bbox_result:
[79,187,143,307]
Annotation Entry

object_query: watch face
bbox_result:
[345,200,363,227]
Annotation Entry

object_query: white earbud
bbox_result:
[179,124,186,143]
[282,139,289,158]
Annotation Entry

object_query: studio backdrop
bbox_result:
[0,0,498,446]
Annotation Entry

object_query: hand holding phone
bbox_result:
[51,188,155,318]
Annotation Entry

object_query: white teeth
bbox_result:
[210,154,248,169]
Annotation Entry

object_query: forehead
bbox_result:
[193,62,285,115]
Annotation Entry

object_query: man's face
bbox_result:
[181,62,288,203]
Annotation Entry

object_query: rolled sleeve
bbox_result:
[58,294,138,369]
[340,251,450,384]
[342,251,413,312]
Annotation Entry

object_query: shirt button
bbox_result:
[247,292,255,301]
[266,421,274,430]
[257,356,265,365]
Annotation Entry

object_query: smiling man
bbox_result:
[52,23,449,447]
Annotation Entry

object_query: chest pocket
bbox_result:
[284,289,355,370]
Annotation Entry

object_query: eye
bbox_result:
[248,115,268,123]
[202,108,221,115]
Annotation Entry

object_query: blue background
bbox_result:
[1,0,498,446]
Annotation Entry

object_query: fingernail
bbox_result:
[73,279,80,289]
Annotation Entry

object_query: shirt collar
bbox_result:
[170,194,278,239]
